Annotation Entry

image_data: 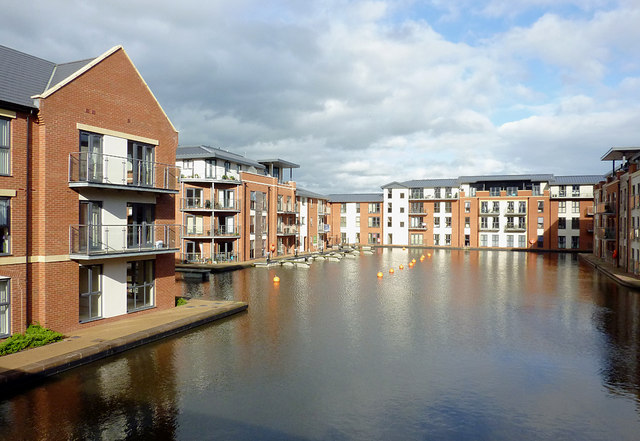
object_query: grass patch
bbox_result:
[176,297,188,306]
[0,324,64,356]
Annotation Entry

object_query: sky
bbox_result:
[2,0,640,194]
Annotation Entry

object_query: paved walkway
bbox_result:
[0,299,247,390]
[579,253,640,290]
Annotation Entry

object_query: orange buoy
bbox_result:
[420,256,425,262]
[411,258,416,263]
[273,276,280,283]
[377,272,384,278]
[402,247,406,250]
[399,264,404,270]
[427,253,431,258]
[409,262,414,268]
[389,268,395,274]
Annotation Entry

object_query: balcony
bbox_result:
[596,203,616,215]
[180,171,241,185]
[277,204,297,214]
[504,223,527,232]
[586,207,595,216]
[408,224,428,230]
[318,205,330,215]
[597,227,616,240]
[318,223,331,234]
[479,224,500,232]
[277,225,298,236]
[479,208,500,216]
[181,198,213,211]
[70,224,179,260]
[505,208,527,216]
[551,191,594,199]
[215,199,241,212]
[69,152,179,193]
[212,226,241,238]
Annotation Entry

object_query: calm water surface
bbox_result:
[2,249,640,440]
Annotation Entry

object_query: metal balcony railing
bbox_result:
[180,171,241,183]
[504,223,527,232]
[69,152,179,192]
[212,226,241,237]
[70,223,179,258]
[277,225,299,235]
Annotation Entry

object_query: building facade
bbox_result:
[0,44,179,336]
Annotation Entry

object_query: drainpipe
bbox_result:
[25,109,32,326]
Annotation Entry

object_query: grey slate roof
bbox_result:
[380,181,407,189]
[400,178,460,188]
[550,175,605,185]
[0,45,96,109]
[296,188,328,200]
[176,145,265,169]
[458,174,554,183]
[328,193,383,203]
[0,45,55,108]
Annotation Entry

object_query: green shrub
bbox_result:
[0,324,64,356]
[176,297,188,306]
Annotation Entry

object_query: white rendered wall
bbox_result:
[383,188,408,245]
[101,259,128,318]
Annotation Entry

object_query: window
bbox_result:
[250,215,255,234]
[387,202,392,213]
[558,218,566,229]
[341,216,347,228]
[410,202,423,214]
[356,233,360,243]
[572,185,580,197]
[571,236,579,249]
[490,187,501,196]
[445,187,452,198]
[507,235,514,247]
[538,201,544,213]
[434,217,440,227]
[400,192,405,199]
[434,234,440,245]
[0,118,9,175]
[127,260,154,312]
[445,217,451,228]
[387,233,393,244]
[559,185,566,197]
[356,204,360,213]
[465,201,470,213]
[572,201,580,214]
[493,201,499,213]
[0,198,9,254]
[480,234,488,247]
[387,189,392,198]
[559,201,566,213]
[532,185,542,196]
[537,235,544,247]
[387,216,392,227]
[400,207,404,213]
[411,234,423,245]
[400,221,404,227]
[79,265,102,322]
[465,217,470,228]
[537,217,544,229]
[368,217,380,228]
[224,161,231,174]
[0,279,9,337]
[205,159,215,178]
[465,234,470,246]
[250,191,256,210]
[481,201,488,213]
[341,233,347,243]
[558,236,566,249]
[481,217,488,229]
[368,233,380,244]
[445,202,452,213]
[411,188,424,199]
[368,203,380,213]
[507,201,514,213]
[519,201,526,214]
[250,240,255,259]
[341,203,347,213]
[434,187,441,198]
[492,235,499,247]
[445,234,451,245]
[518,236,526,247]
[506,187,518,196]
[571,218,580,230]
[355,216,360,227]
[434,202,440,213]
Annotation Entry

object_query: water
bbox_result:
[2,249,640,440]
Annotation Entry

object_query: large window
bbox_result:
[368,217,380,228]
[0,118,9,175]
[127,260,154,312]
[0,279,9,337]
[410,234,423,245]
[368,203,380,214]
[0,198,9,254]
[79,265,102,322]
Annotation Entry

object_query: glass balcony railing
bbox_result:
[70,223,179,258]
[277,225,299,235]
[69,152,179,193]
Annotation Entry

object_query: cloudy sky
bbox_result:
[3,0,639,193]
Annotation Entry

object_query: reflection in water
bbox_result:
[2,250,640,440]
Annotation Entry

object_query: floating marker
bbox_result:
[402,247,406,250]
[273,276,280,283]
[420,255,425,262]
[389,268,395,274]
[411,258,416,263]
[427,253,432,258]
[377,272,384,278]
[399,264,404,270]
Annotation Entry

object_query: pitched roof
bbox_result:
[458,174,554,183]
[296,188,328,200]
[380,181,407,189]
[176,145,266,169]
[400,178,460,188]
[328,193,383,203]
[550,175,604,185]
[0,45,55,108]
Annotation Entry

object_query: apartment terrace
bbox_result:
[179,169,242,185]
[69,152,179,193]
[180,197,242,212]
[70,224,179,260]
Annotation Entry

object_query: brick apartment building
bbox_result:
[0,44,179,337]
[328,174,600,251]
[594,147,640,274]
